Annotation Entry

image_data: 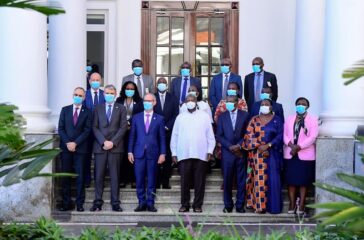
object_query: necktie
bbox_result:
[181,77,188,103]
[94,91,99,106]
[145,113,150,133]
[255,73,262,102]
[222,74,229,99]
[231,111,236,130]
[137,76,143,96]
[73,108,79,126]
[106,105,112,123]
[161,94,165,111]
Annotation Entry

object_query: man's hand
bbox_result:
[229,144,241,154]
[258,144,269,153]
[103,141,114,150]
[66,142,77,152]
[158,154,166,164]
[172,156,178,165]
[206,153,213,161]
[128,153,134,164]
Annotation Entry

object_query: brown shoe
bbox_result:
[178,206,190,212]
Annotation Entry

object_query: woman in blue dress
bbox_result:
[243,99,283,214]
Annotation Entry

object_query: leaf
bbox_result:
[342,59,364,85]
[28,139,54,151]
[345,218,364,233]
[307,202,357,210]
[35,173,77,178]
[0,0,65,16]
[18,149,60,160]
[21,152,59,180]
[314,182,364,205]
[337,173,364,191]
[312,210,340,219]
[1,165,21,186]
[321,206,364,225]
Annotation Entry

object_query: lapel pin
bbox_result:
[267,81,272,87]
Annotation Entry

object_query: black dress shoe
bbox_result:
[178,206,189,212]
[134,205,147,212]
[223,207,233,213]
[193,207,203,213]
[76,206,85,212]
[236,208,246,213]
[147,205,158,212]
[112,205,123,212]
[90,205,102,212]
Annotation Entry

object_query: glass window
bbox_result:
[211,18,224,45]
[171,17,184,45]
[157,17,169,45]
[156,47,169,74]
[171,47,184,75]
[87,31,105,77]
[87,14,105,24]
[196,18,209,45]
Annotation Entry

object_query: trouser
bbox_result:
[179,159,208,208]
[84,134,94,186]
[120,131,135,184]
[61,152,85,207]
[157,131,172,187]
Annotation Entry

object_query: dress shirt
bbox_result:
[91,88,100,104]
[134,74,145,96]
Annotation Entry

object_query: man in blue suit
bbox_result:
[154,77,179,189]
[128,93,167,212]
[209,58,243,114]
[83,72,105,187]
[58,87,92,212]
[216,95,249,213]
[249,87,284,122]
[170,61,202,105]
[244,57,278,110]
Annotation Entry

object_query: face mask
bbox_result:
[227,89,237,96]
[188,91,197,97]
[157,83,167,92]
[221,65,230,74]
[104,94,115,103]
[181,68,190,77]
[226,102,235,112]
[133,67,143,76]
[73,96,83,105]
[260,106,270,115]
[86,66,92,72]
[90,81,100,89]
[125,89,135,97]
[260,93,270,100]
[143,101,153,111]
[186,101,196,110]
[252,64,261,73]
[296,105,307,115]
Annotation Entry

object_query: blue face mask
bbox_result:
[125,89,135,97]
[221,65,230,74]
[252,64,261,73]
[90,81,100,89]
[157,83,167,92]
[86,66,92,72]
[296,105,306,115]
[227,89,237,96]
[143,101,153,111]
[181,68,190,77]
[73,96,83,105]
[260,93,270,100]
[226,102,235,112]
[104,94,115,103]
[133,67,143,76]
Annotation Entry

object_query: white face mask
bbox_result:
[186,101,196,110]
[259,106,270,115]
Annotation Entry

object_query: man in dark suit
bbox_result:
[90,84,128,212]
[83,72,105,187]
[249,87,284,122]
[154,77,179,189]
[216,95,249,213]
[122,59,154,97]
[170,61,202,105]
[58,87,92,212]
[244,57,278,110]
[128,93,167,212]
[209,58,243,114]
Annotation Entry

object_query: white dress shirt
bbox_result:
[179,101,213,123]
[73,104,82,115]
[134,74,145,96]
[222,72,231,95]
[171,110,216,162]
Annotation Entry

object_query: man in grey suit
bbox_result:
[170,61,202,105]
[122,59,154,97]
[90,84,128,212]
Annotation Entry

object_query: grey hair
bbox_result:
[104,84,117,92]
[74,87,86,93]
[144,93,156,101]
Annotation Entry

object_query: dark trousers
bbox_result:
[179,159,208,208]
[134,156,158,207]
[94,152,122,206]
[61,152,85,207]
[222,155,247,209]
[84,134,94,186]
[120,131,135,184]
[157,131,172,187]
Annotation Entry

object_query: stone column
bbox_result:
[0,7,53,133]
[293,0,325,116]
[320,0,364,137]
[48,0,87,127]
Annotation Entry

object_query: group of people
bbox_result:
[58,57,319,215]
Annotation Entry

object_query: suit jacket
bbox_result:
[92,103,128,153]
[115,97,144,124]
[83,89,105,112]
[209,72,243,109]
[250,100,285,123]
[283,113,319,160]
[154,92,179,131]
[122,74,154,96]
[216,110,250,160]
[58,105,92,153]
[128,112,166,160]
[170,76,202,103]
[244,71,278,110]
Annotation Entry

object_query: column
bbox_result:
[48,0,86,127]
[320,0,364,137]
[0,7,53,133]
[293,0,325,116]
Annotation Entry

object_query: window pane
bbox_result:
[87,14,105,24]
[157,17,169,45]
[171,47,184,75]
[201,77,209,88]
[211,18,224,45]
[156,47,169,74]
[196,18,209,45]
[195,47,208,75]
[171,17,184,45]
[87,31,105,77]
[202,87,209,100]
[211,47,223,75]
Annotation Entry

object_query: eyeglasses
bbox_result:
[221,64,230,66]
